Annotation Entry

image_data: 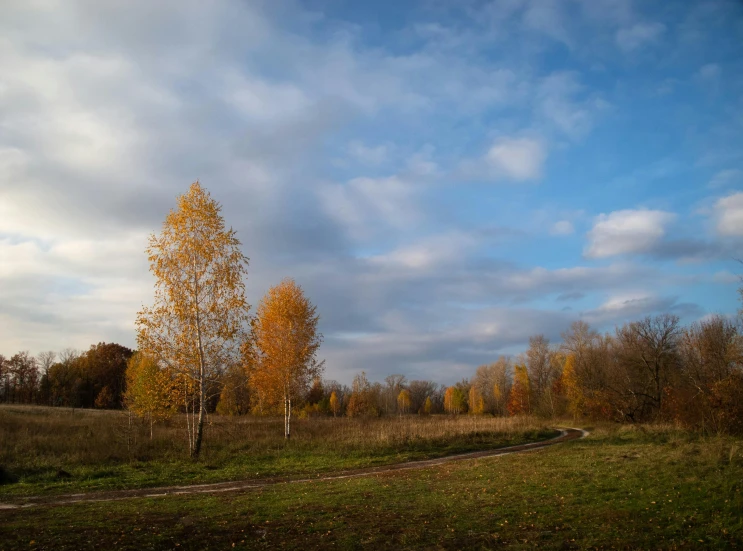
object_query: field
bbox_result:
[1,407,742,550]
[0,405,555,497]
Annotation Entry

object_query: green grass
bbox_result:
[0,404,556,497]
[2,424,742,550]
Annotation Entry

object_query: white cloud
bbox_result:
[585,209,676,258]
[537,72,608,139]
[616,22,666,52]
[406,145,439,177]
[485,137,546,181]
[347,141,389,166]
[318,175,420,240]
[367,232,476,271]
[551,220,575,235]
[715,192,743,237]
[224,72,312,122]
[500,262,653,294]
[596,293,655,313]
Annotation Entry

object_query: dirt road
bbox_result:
[0,427,587,510]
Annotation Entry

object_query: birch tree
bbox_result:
[423,396,433,414]
[124,352,177,438]
[329,390,340,417]
[468,385,485,415]
[397,389,411,415]
[444,386,465,414]
[136,182,250,457]
[248,278,324,438]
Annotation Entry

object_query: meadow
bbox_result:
[0,404,555,498]
[1,422,742,550]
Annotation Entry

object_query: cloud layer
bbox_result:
[1,0,742,384]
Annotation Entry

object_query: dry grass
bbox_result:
[1,404,548,463]
[0,404,555,495]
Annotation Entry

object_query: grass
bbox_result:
[1,423,741,549]
[0,404,556,497]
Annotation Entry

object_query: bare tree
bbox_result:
[408,380,438,414]
[37,351,56,406]
[0,354,7,403]
[471,357,512,415]
[384,374,407,415]
[681,315,740,389]
[7,352,39,403]
[37,351,56,373]
[59,348,80,366]
[613,314,681,421]
[526,335,560,415]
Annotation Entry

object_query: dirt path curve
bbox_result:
[0,427,588,510]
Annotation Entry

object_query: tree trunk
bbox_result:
[192,291,207,458]
[184,378,192,454]
[127,409,133,454]
[284,395,291,440]
[193,372,206,457]
[190,273,207,458]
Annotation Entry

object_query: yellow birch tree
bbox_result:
[248,278,324,438]
[329,390,339,418]
[444,386,465,414]
[468,385,485,415]
[124,352,177,439]
[136,182,250,457]
[423,396,433,415]
[397,389,411,415]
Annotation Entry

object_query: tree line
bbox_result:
[0,344,133,409]
[4,312,741,436]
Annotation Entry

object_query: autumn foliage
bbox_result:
[124,352,177,438]
[444,386,466,415]
[507,363,530,416]
[247,278,324,438]
[136,182,250,457]
[397,389,411,415]
[468,385,485,415]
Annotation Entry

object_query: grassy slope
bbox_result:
[2,424,742,550]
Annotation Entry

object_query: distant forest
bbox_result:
[2,311,742,434]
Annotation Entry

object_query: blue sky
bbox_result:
[1,0,742,384]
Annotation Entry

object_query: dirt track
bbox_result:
[0,427,587,510]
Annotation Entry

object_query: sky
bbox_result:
[1,0,742,385]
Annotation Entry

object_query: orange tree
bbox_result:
[507,363,531,415]
[136,182,250,457]
[247,278,324,438]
